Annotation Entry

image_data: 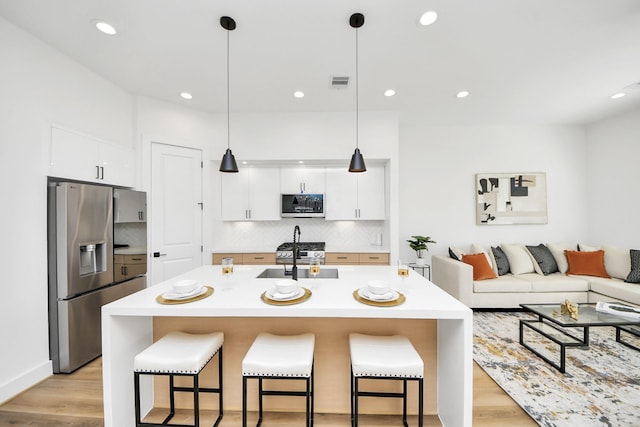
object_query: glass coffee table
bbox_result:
[520,303,640,373]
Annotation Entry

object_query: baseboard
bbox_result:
[0,360,52,405]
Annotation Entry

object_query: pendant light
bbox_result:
[348,13,367,173]
[219,16,239,173]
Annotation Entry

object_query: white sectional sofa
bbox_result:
[432,243,640,309]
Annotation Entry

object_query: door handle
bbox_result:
[153,252,167,258]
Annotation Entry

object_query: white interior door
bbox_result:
[150,143,203,285]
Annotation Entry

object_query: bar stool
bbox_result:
[349,333,424,427]
[133,331,224,427]
[242,332,315,427]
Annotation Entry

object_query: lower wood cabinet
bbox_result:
[114,254,147,282]
[212,252,276,265]
[325,252,389,265]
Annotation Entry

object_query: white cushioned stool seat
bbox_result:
[349,333,424,427]
[133,331,224,427]
[135,331,224,374]
[242,332,315,377]
[242,332,315,427]
[350,333,424,378]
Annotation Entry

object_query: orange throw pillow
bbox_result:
[462,253,497,281]
[564,250,610,278]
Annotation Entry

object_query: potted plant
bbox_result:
[407,235,436,265]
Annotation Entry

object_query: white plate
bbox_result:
[266,287,304,301]
[162,286,206,301]
[358,287,398,302]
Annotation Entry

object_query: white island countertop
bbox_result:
[102,264,472,427]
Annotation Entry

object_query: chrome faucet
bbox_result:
[292,225,301,281]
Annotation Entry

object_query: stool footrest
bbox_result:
[356,391,405,398]
[172,386,221,394]
[261,390,310,397]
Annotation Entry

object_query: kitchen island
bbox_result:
[102,264,472,426]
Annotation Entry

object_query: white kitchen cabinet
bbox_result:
[280,167,325,194]
[49,126,134,187]
[114,189,146,223]
[221,168,280,221]
[325,165,385,220]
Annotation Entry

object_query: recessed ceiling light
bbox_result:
[95,21,117,35]
[610,92,626,99]
[384,89,396,97]
[180,92,193,100]
[298,160,304,164]
[294,91,305,98]
[418,11,438,27]
[456,90,470,98]
[241,161,248,165]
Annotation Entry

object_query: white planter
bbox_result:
[416,257,426,266]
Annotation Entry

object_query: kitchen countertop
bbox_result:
[101,264,472,427]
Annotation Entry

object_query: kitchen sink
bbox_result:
[256,268,339,279]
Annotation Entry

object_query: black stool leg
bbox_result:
[193,373,200,427]
[353,376,359,427]
[402,379,408,427]
[214,348,224,427]
[418,378,424,427]
[242,376,248,427]
[257,378,263,427]
[134,372,142,426]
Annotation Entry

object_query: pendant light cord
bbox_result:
[355,27,359,149]
[226,28,231,150]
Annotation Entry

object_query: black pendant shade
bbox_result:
[348,13,366,173]
[349,148,366,173]
[219,16,239,173]
[219,148,238,173]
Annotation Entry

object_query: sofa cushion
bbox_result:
[565,250,610,278]
[501,244,535,275]
[547,242,573,274]
[578,243,599,252]
[602,244,631,280]
[590,277,640,306]
[473,275,532,293]
[471,243,493,268]
[526,244,559,275]
[518,273,589,292]
[462,253,497,281]
[626,249,640,284]
[491,246,510,276]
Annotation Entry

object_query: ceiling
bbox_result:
[1,0,640,125]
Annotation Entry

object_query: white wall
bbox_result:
[398,123,590,263]
[585,107,640,248]
[0,17,134,403]
[136,99,401,260]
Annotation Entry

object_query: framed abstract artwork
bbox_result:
[476,173,547,225]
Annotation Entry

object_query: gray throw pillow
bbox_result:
[526,244,559,275]
[625,249,640,284]
[491,246,510,276]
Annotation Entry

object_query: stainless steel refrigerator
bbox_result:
[47,181,146,373]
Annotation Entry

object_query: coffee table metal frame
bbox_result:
[616,324,640,352]
[520,303,640,373]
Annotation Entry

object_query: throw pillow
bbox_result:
[625,249,640,284]
[491,246,510,276]
[449,246,465,261]
[461,253,497,281]
[471,243,493,269]
[578,243,599,252]
[602,244,631,280]
[501,244,535,275]
[547,242,573,274]
[526,244,559,275]
[565,250,610,278]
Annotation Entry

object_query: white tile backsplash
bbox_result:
[114,223,147,248]
[214,218,385,250]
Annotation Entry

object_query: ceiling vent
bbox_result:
[330,75,350,89]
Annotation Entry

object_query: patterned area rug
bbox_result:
[473,311,640,427]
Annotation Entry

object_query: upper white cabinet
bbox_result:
[114,189,146,223]
[221,168,280,221]
[280,167,325,194]
[49,126,134,187]
[325,165,385,220]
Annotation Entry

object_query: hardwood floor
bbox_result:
[0,358,536,426]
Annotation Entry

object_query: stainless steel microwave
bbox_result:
[281,194,325,218]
